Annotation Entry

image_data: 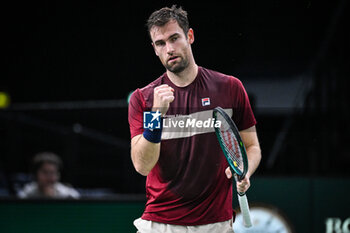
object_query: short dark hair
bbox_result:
[146,5,189,39]
[32,152,62,174]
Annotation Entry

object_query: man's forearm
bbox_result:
[131,134,160,176]
[246,144,261,178]
[240,126,261,178]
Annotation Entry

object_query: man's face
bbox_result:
[150,20,194,74]
[37,162,60,188]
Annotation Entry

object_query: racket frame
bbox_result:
[213,107,249,181]
[213,106,253,228]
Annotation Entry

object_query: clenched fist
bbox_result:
[152,84,175,116]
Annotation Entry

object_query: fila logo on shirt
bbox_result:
[201,97,210,106]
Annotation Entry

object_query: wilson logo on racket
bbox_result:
[234,140,241,158]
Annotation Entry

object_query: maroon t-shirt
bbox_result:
[128,66,256,225]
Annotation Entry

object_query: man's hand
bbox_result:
[152,84,174,116]
[225,167,251,194]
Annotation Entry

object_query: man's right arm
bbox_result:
[130,84,174,176]
[131,134,160,176]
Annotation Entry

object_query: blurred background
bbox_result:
[1,1,349,232]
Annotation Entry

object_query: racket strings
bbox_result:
[218,116,244,172]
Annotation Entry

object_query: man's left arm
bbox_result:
[241,125,261,176]
[225,125,261,193]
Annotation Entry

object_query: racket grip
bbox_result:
[237,193,252,227]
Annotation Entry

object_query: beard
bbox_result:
[164,55,189,74]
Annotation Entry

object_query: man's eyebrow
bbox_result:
[168,33,180,39]
[154,39,164,45]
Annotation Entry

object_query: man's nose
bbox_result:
[166,43,175,55]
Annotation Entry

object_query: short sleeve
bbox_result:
[230,77,257,131]
[128,89,146,138]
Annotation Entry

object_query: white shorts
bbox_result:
[134,218,235,233]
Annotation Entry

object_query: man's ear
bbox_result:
[187,28,195,44]
[151,42,159,56]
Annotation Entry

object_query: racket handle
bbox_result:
[237,193,252,227]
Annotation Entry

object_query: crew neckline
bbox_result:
[164,66,202,91]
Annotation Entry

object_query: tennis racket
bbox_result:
[213,107,252,228]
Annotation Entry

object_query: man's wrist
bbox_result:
[143,128,162,143]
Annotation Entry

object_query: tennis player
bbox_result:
[128,5,261,233]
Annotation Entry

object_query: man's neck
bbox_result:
[166,63,198,87]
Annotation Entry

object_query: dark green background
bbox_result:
[1,177,349,233]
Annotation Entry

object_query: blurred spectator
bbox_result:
[17,152,80,199]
